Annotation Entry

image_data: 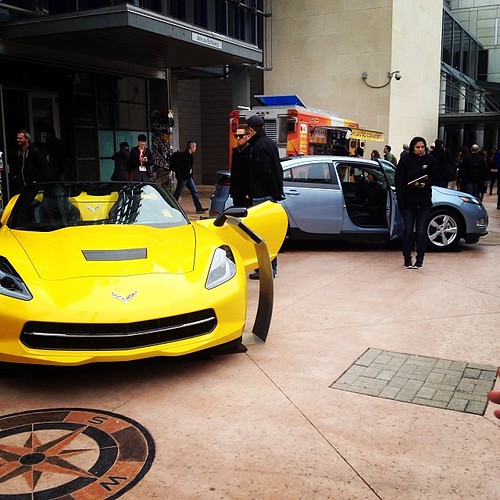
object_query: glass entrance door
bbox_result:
[28,92,60,143]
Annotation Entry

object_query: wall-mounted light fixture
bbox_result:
[361,70,402,88]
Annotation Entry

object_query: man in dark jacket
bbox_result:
[9,130,49,196]
[111,142,130,181]
[229,124,252,207]
[246,114,284,279]
[430,139,454,188]
[172,141,207,213]
[247,115,284,203]
[395,136,438,269]
[458,144,488,198]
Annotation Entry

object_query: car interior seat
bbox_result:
[39,191,81,226]
[307,165,326,182]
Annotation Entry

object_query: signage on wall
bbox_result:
[192,32,223,50]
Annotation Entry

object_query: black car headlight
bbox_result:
[0,257,33,300]
[205,246,236,290]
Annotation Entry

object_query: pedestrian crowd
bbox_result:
[4,126,499,276]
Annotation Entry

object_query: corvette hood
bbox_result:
[12,224,197,280]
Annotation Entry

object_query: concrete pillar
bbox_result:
[439,124,445,142]
[492,124,499,149]
[476,124,485,149]
[439,74,446,113]
[231,67,251,109]
[459,85,466,112]
[477,90,485,113]
[458,126,464,148]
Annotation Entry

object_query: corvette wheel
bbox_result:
[427,210,461,251]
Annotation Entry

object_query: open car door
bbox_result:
[197,201,288,271]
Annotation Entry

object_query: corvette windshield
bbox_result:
[8,182,189,231]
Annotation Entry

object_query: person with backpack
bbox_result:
[457,144,489,199]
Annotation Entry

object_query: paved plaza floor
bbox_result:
[0,189,499,499]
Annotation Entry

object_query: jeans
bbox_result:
[173,176,203,211]
[489,170,498,194]
[401,206,431,261]
[460,182,480,199]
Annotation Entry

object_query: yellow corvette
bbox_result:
[0,182,287,366]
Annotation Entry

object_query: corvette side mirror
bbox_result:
[213,207,248,227]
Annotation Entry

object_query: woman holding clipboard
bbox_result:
[395,136,438,269]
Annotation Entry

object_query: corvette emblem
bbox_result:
[86,204,100,212]
[111,291,138,303]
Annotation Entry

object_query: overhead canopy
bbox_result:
[0,3,262,78]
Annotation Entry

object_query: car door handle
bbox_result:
[284,189,300,196]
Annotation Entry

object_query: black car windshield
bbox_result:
[8,182,189,231]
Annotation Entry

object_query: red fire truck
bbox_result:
[229,94,384,159]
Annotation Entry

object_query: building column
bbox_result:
[458,125,464,149]
[231,66,251,109]
[492,124,499,150]
[439,74,446,113]
[459,85,466,112]
[476,124,485,148]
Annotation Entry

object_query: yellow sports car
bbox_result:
[0,182,287,366]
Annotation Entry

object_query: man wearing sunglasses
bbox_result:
[229,125,252,208]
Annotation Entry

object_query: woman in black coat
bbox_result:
[395,136,438,269]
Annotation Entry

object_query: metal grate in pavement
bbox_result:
[331,348,497,415]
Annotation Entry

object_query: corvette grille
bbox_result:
[20,309,217,350]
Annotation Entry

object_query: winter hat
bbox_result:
[247,115,264,129]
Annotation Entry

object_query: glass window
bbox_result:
[115,103,147,130]
[116,77,146,104]
[284,162,333,184]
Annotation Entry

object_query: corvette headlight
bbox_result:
[0,257,32,301]
[205,246,236,290]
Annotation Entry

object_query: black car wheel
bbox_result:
[426,209,462,251]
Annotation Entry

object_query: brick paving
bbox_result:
[331,348,497,415]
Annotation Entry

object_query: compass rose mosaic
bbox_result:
[0,408,155,499]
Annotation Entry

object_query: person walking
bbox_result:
[229,124,252,208]
[400,143,410,159]
[383,145,398,167]
[9,129,50,196]
[430,139,454,188]
[246,114,284,279]
[488,148,499,196]
[457,144,488,199]
[395,136,438,269]
[111,142,130,181]
[128,134,154,181]
[172,141,207,214]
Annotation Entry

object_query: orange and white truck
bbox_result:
[229,94,383,159]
